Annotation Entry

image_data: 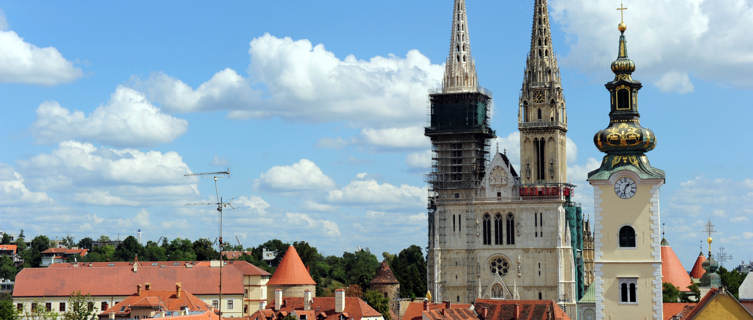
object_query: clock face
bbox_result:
[533,90,545,103]
[614,177,637,199]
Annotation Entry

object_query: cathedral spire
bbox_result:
[442,0,478,93]
[523,0,561,90]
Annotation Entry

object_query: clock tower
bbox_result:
[588,13,666,320]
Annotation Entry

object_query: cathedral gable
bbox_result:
[479,153,518,199]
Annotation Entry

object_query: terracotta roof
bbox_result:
[100,287,209,317]
[267,246,316,286]
[0,245,17,254]
[402,301,472,320]
[661,240,692,291]
[422,308,476,320]
[370,261,399,285]
[474,299,570,320]
[663,303,695,320]
[159,311,220,320]
[13,260,269,297]
[689,252,707,279]
[41,248,88,256]
[742,300,753,316]
[252,296,381,320]
[740,272,753,300]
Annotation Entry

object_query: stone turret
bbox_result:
[267,246,316,304]
[370,261,400,317]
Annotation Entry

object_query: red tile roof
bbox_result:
[370,261,399,285]
[251,296,381,320]
[100,287,209,317]
[13,260,269,297]
[162,311,220,320]
[678,288,753,319]
[41,248,88,256]
[663,303,695,320]
[267,246,315,286]
[402,302,472,320]
[661,241,692,291]
[422,307,477,320]
[742,300,753,316]
[689,252,706,279]
[474,299,570,320]
[0,244,17,254]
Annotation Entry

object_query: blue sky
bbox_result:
[0,1,752,270]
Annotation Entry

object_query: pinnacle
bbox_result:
[442,0,479,93]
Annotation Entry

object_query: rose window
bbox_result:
[490,257,509,277]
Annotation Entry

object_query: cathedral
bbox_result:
[425,0,587,316]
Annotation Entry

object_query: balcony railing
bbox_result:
[519,121,567,130]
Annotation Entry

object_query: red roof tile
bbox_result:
[370,261,399,285]
[0,245,17,254]
[267,246,315,286]
[742,300,753,316]
[663,303,695,320]
[255,296,381,320]
[402,302,472,320]
[474,299,570,320]
[690,252,706,279]
[101,287,209,317]
[422,307,476,320]
[13,260,269,297]
[41,248,88,256]
[662,241,692,291]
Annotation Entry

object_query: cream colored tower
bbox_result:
[519,0,567,185]
[588,18,665,320]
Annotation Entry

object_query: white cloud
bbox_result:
[19,141,197,205]
[550,0,753,89]
[406,150,432,169]
[73,190,138,206]
[302,200,336,212]
[316,137,353,149]
[0,163,52,206]
[493,132,521,171]
[655,71,695,94]
[161,219,189,230]
[33,86,188,147]
[284,212,340,237]
[135,209,150,228]
[361,127,429,149]
[366,210,386,218]
[0,29,82,85]
[255,159,335,192]
[0,9,7,30]
[327,179,425,208]
[235,195,270,214]
[745,232,753,240]
[139,33,443,126]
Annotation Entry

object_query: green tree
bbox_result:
[28,236,50,267]
[342,249,379,290]
[0,234,11,245]
[82,245,115,262]
[77,238,93,251]
[719,266,746,298]
[22,301,58,320]
[681,283,701,303]
[0,256,16,280]
[391,245,427,298]
[96,236,110,243]
[165,239,196,261]
[662,283,680,302]
[364,290,391,320]
[62,292,97,320]
[142,241,167,261]
[192,239,218,261]
[0,299,18,320]
[61,236,75,248]
[114,236,142,261]
[254,240,290,267]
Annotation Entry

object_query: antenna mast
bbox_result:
[184,169,230,316]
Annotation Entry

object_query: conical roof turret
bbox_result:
[268,245,316,285]
[690,251,707,279]
[442,0,478,93]
[370,260,399,285]
[661,238,692,291]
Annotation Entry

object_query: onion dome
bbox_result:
[690,252,707,279]
[267,246,316,286]
[588,20,664,181]
[370,261,399,285]
[661,238,692,291]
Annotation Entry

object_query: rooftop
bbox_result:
[267,246,315,286]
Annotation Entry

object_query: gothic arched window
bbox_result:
[506,213,515,245]
[523,101,529,122]
[483,214,491,245]
[494,214,503,245]
[491,283,504,299]
[619,226,636,247]
[537,109,542,120]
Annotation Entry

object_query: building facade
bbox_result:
[426,0,581,316]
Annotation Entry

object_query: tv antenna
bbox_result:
[184,169,230,316]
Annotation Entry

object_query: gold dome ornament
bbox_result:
[618,21,627,33]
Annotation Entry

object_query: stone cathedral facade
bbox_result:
[426,0,584,316]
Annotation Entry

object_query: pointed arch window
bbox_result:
[506,213,515,245]
[619,226,636,247]
[491,283,504,299]
[523,101,529,122]
[453,214,456,233]
[494,214,503,245]
[483,214,491,245]
[534,213,538,238]
[537,109,542,120]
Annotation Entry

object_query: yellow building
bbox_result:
[667,288,753,319]
[587,15,665,320]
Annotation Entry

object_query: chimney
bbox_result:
[145,282,151,291]
[445,301,451,309]
[514,303,520,319]
[274,289,283,311]
[304,290,312,311]
[481,307,488,320]
[137,284,143,296]
[423,300,428,311]
[335,289,345,313]
[176,282,182,298]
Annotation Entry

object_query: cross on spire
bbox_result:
[704,219,716,256]
[617,1,628,23]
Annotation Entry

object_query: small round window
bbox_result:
[490,257,509,277]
